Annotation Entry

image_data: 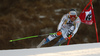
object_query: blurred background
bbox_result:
[0,0,100,50]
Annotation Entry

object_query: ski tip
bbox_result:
[9,40,13,42]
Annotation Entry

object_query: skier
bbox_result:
[37,9,81,48]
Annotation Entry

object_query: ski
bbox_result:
[37,39,46,48]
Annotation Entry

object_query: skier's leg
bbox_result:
[37,34,58,48]
[54,37,68,46]
[54,32,73,46]
[54,28,72,46]
[53,29,68,46]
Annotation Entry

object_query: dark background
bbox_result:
[0,0,100,50]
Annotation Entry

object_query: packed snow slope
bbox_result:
[0,43,100,56]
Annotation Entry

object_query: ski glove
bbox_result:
[56,29,62,36]
[68,34,72,39]
[67,32,73,39]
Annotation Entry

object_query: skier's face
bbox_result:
[70,15,76,21]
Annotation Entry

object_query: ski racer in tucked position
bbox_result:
[37,9,81,48]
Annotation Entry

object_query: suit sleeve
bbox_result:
[57,15,66,31]
[72,17,81,36]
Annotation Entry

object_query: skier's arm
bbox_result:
[72,17,81,36]
[57,15,67,31]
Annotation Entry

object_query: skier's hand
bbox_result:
[68,34,72,39]
[67,32,73,39]
[57,31,62,36]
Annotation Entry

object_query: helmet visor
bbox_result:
[70,15,76,18]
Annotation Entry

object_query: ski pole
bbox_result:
[9,33,57,42]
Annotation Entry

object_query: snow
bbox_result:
[54,9,62,12]
[54,9,66,12]
[77,3,80,6]
[39,15,46,18]
[41,28,53,33]
[0,43,100,56]
[55,13,60,15]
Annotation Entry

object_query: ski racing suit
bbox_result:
[37,13,81,48]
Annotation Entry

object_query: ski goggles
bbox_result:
[70,15,76,18]
[69,11,77,18]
